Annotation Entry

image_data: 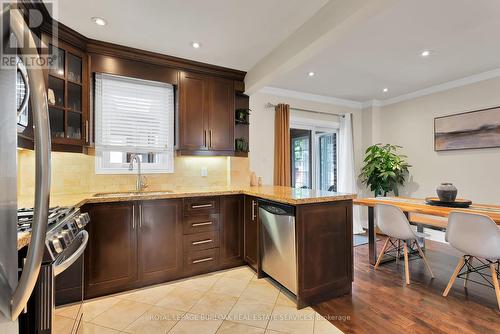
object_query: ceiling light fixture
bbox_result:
[308,71,315,77]
[421,50,431,57]
[382,88,388,93]
[91,17,107,26]
[191,42,201,49]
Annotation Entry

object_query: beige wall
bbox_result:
[17,150,250,197]
[378,76,500,204]
[248,91,364,186]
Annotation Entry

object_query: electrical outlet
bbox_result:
[201,166,208,177]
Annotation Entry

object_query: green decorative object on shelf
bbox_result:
[235,108,251,124]
[359,144,411,197]
[235,137,249,152]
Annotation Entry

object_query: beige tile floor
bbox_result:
[55,266,344,334]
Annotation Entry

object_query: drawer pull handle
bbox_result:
[192,257,213,264]
[191,204,213,209]
[192,221,213,227]
[192,239,213,245]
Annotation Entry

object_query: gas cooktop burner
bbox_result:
[17,206,74,233]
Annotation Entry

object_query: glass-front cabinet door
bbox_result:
[43,35,89,150]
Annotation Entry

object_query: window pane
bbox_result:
[68,82,82,111]
[67,53,82,83]
[109,152,124,163]
[67,111,81,139]
[290,129,311,189]
[48,44,65,77]
[318,133,337,191]
[49,107,64,138]
[48,76,65,107]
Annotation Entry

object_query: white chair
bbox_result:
[374,204,434,285]
[442,211,500,310]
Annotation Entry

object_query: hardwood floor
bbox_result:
[314,237,500,334]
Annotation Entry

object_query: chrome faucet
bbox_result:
[129,154,148,192]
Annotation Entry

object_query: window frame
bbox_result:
[290,117,339,190]
[94,73,175,175]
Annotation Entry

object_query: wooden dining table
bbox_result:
[354,197,500,265]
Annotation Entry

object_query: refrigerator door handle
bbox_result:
[9,9,51,321]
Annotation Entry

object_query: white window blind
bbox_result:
[94,73,174,173]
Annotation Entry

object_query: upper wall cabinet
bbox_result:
[42,34,90,152]
[178,71,235,156]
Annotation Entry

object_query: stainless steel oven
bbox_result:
[18,208,90,334]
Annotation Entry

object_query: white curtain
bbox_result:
[338,113,364,234]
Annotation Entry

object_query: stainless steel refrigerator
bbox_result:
[0,6,51,333]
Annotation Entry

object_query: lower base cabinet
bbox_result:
[139,200,183,285]
[84,202,138,299]
[83,196,244,299]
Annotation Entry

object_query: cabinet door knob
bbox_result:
[192,221,213,227]
[85,120,89,143]
[191,203,212,209]
[192,239,213,245]
[192,257,213,264]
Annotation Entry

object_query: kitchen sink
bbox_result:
[93,190,174,198]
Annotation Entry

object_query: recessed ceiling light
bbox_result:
[191,42,201,49]
[91,17,107,26]
[308,71,315,77]
[421,50,431,57]
[382,88,388,93]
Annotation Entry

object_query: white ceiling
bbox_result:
[268,0,500,102]
[49,0,328,71]
[50,0,500,103]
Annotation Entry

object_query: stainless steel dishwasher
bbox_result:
[259,200,297,294]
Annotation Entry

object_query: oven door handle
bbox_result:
[54,231,88,277]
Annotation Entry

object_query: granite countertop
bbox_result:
[17,185,356,249]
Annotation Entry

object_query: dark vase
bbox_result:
[436,183,457,202]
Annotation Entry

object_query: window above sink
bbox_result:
[94,73,175,174]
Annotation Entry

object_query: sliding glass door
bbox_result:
[316,132,337,191]
[291,129,312,188]
[290,125,338,191]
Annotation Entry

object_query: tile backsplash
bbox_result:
[17,149,250,197]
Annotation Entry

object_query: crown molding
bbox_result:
[377,67,500,107]
[262,67,500,110]
[258,87,364,109]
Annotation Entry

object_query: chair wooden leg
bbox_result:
[415,240,434,278]
[490,263,500,311]
[374,237,391,270]
[464,256,472,288]
[443,256,465,297]
[403,241,410,285]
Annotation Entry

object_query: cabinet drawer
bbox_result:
[183,231,219,252]
[184,248,219,274]
[183,214,219,234]
[184,197,220,216]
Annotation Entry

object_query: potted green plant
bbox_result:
[359,144,411,197]
[235,108,251,124]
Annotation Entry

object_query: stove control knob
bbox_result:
[61,230,72,245]
[75,217,83,228]
[51,238,63,254]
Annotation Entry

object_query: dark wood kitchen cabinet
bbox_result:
[83,199,183,298]
[219,195,244,267]
[178,71,235,155]
[138,200,183,285]
[244,196,259,270]
[42,34,90,153]
[84,202,137,299]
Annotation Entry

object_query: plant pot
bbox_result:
[436,183,457,202]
